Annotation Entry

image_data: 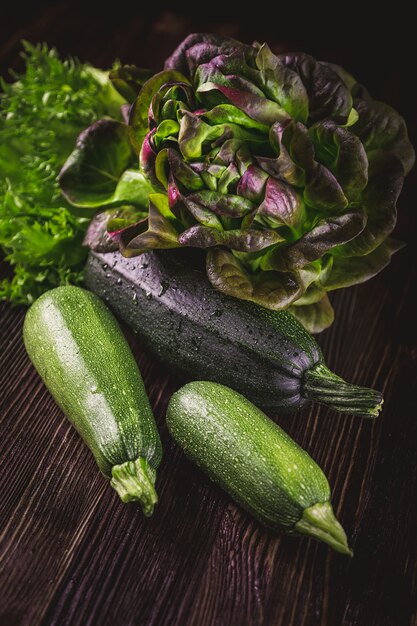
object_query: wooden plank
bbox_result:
[0,8,416,625]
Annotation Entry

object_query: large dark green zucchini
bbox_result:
[84,249,382,417]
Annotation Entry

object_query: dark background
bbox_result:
[0,4,416,626]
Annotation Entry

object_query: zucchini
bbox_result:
[167,381,352,555]
[85,249,382,417]
[23,286,162,515]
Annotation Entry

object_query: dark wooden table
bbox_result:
[1,7,416,626]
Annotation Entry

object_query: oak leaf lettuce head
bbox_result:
[60,34,414,332]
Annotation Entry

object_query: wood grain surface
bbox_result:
[0,6,416,626]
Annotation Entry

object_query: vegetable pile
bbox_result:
[58,34,414,332]
[23,283,352,555]
[1,35,414,558]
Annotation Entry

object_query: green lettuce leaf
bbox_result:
[109,64,154,103]
[129,69,190,153]
[333,152,404,257]
[58,119,154,208]
[119,193,181,256]
[352,98,415,175]
[179,224,283,251]
[206,247,303,309]
[321,238,404,290]
[289,295,335,333]
[261,211,366,271]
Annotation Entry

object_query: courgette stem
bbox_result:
[302,363,383,418]
[295,501,353,556]
[110,457,158,515]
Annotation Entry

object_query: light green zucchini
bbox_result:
[167,381,352,555]
[23,285,162,515]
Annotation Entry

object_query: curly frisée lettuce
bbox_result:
[60,34,414,332]
[0,42,125,304]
